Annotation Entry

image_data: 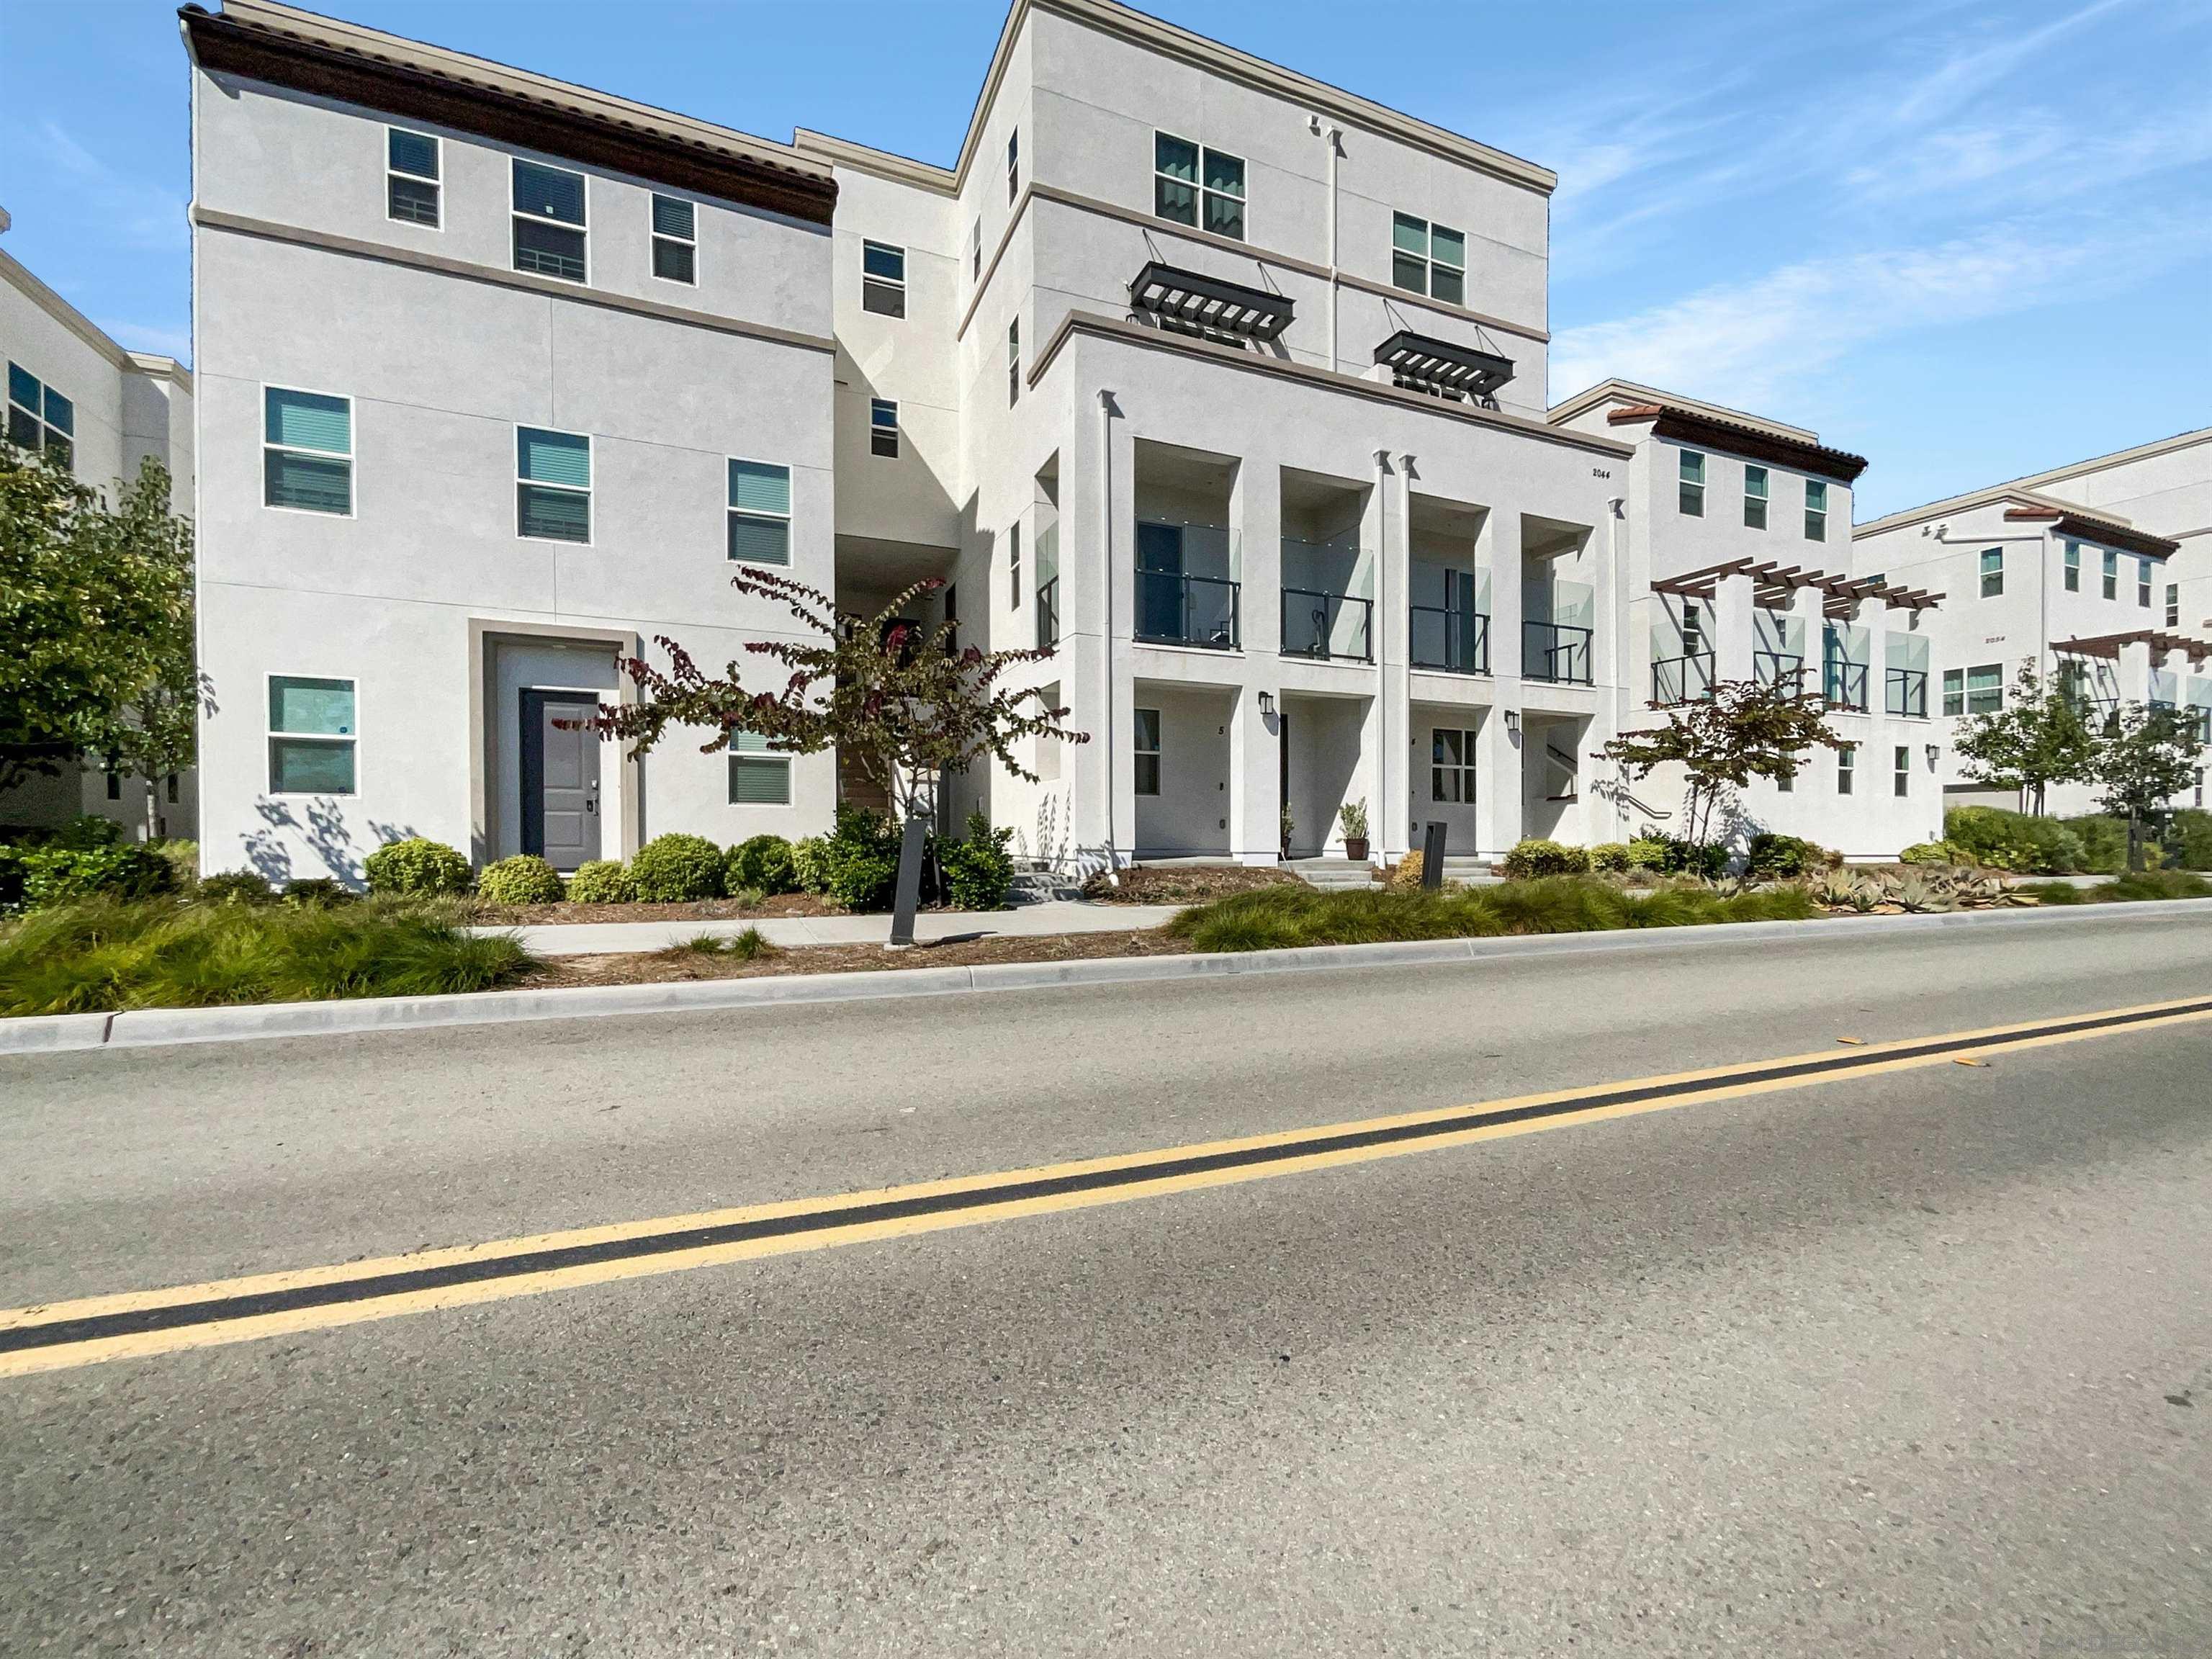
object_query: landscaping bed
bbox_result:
[528,927,1190,989]
[1082,863,1300,905]
[470,891,842,925]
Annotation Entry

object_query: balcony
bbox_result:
[1035,575,1059,650]
[1755,649,1806,693]
[1410,604,1489,675]
[1822,656,1870,711]
[1280,588,1372,662]
[1524,620,1593,685]
[1885,666,1928,719]
[1136,569,1241,650]
[1651,652,1716,706]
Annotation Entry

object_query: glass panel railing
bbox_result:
[1135,570,1241,649]
[1409,606,1489,674]
[1280,588,1372,662]
[1885,667,1928,718]
[1524,620,1593,685]
[1650,652,1716,706]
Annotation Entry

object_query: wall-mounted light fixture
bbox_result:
[1503,709,1521,735]
[1258,690,1275,717]
[1925,744,1941,768]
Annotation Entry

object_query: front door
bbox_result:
[521,690,601,869]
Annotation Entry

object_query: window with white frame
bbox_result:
[2064,540,2081,590]
[728,459,791,565]
[512,158,587,282]
[1008,521,1022,611]
[2139,557,2154,608]
[2169,583,2182,629]
[1678,449,1705,516]
[1979,547,2003,598]
[1965,662,2003,714]
[728,732,792,806]
[1133,707,1161,795]
[1007,128,1019,203]
[1804,479,1827,541]
[386,127,440,226]
[1743,464,1770,530]
[1681,599,1706,657]
[861,239,906,316]
[1837,744,1855,796]
[1431,727,1478,803]
[1152,132,1246,240]
[1894,745,1910,798]
[1942,667,1964,716]
[264,387,351,514]
[7,362,75,468]
[970,219,981,283]
[869,398,899,458]
[516,426,590,542]
[2102,548,2118,599]
[268,675,357,795]
[1007,316,1020,407]
[1390,213,1465,305]
[650,194,696,284]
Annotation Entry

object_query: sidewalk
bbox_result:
[472,899,1185,957]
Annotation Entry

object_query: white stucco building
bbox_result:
[184,0,1948,883]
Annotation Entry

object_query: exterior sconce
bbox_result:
[1925,745,1940,768]
[1257,690,1275,716]
[1503,709,1521,735]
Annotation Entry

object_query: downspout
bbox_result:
[1374,449,1391,857]
[1099,387,1119,874]
[1310,117,1342,371]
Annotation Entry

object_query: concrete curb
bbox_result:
[6,897,2210,1058]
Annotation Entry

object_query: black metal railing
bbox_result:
[1650,652,1716,706]
[1755,649,1806,692]
[2188,706,2212,745]
[1136,570,1241,649]
[1035,577,1059,649]
[1885,667,1928,718]
[1524,620,1593,685]
[1409,606,1489,675]
[1822,656,1870,711]
[1280,588,1372,662]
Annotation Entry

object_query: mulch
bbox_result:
[523,927,1191,988]
[474,891,842,925]
[1082,864,1302,905]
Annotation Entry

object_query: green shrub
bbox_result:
[1745,832,1838,879]
[15,842,181,910]
[565,860,634,904]
[0,847,23,912]
[629,833,729,903]
[728,833,799,895]
[815,806,902,912]
[1624,837,1668,871]
[153,840,199,889]
[1632,835,1727,879]
[938,811,1016,911]
[2168,808,2212,871]
[48,816,127,851]
[2057,814,2132,875]
[1588,842,1631,873]
[1499,839,1589,879]
[2017,869,2211,905]
[364,837,473,897]
[1943,806,2087,875]
[476,854,565,906]
[1898,842,1959,866]
[660,925,776,961]
[281,877,358,908]
[195,870,276,906]
[791,836,830,894]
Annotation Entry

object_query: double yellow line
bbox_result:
[6,993,2209,1379]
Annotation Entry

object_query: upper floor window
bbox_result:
[869,398,899,458]
[1837,744,1855,796]
[2169,583,2182,629]
[862,240,907,317]
[6,363,74,469]
[2101,548,2118,599]
[513,158,587,283]
[268,675,357,796]
[1678,449,1705,517]
[1804,479,1827,541]
[1007,128,1019,203]
[1153,132,1246,240]
[1959,662,2003,714]
[2063,539,2080,590]
[970,220,981,283]
[729,459,792,565]
[2138,557,2154,608]
[1008,522,1022,611]
[264,387,351,515]
[1979,547,2003,598]
[1007,317,1020,407]
[651,194,696,284]
[1390,213,1465,305]
[516,426,590,543]
[1743,464,1769,530]
[387,128,440,227]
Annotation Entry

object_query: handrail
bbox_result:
[1755,649,1805,691]
[1408,604,1490,674]
[1280,586,1373,662]
[1650,651,1716,706]
[1524,620,1593,685]
[1822,655,1870,711]
[1135,569,1241,649]
[1035,576,1059,649]
[1884,665,1928,718]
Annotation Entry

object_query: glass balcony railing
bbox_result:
[1822,657,1870,711]
[1885,667,1929,718]
[1280,588,1372,662]
[1756,649,1806,693]
[1524,620,1593,685]
[1651,652,1716,706]
[1409,605,1489,675]
[1136,570,1241,649]
[1035,576,1059,650]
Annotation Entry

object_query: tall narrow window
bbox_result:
[7,363,75,469]
[728,459,792,565]
[387,127,440,227]
[1894,745,1910,798]
[513,158,587,282]
[2138,558,2154,608]
[970,220,981,282]
[1678,449,1705,517]
[1979,547,2003,598]
[651,194,696,284]
[2102,548,2118,600]
[1681,600,1706,657]
[1007,316,1020,407]
[1804,479,1827,541]
[1133,707,1161,795]
[1965,662,2003,714]
[104,760,121,801]
[264,387,352,514]
[1837,744,1855,796]
[1431,728,1478,803]
[1007,128,1019,203]
[1152,133,1245,239]
[268,675,357,795]
[1942,667,1964,716]
[1743,464,1769,530]
[2064,540,2080,590]
[2168,583,2182,629]
[1008,521,1022,611]
[861,240,907,317]
[728,732,792,806]
[516,426,590,543]
[869,398,899,458]
[1390,213,1465,305]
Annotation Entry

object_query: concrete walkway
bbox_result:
[473,899,1184,956]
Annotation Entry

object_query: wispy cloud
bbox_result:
[36,122,187,251]
[96,320,192,361]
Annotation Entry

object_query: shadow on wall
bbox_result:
[244,797,414,888]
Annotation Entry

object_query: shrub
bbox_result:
[49,816,127,851]
[565,860,635,904]
[1899,842,1960,866]
[791,836,830,895]
[0,848,22,912]
[629,833,728,903]
[728,833,799,895]
[364,837,473,897]
[938,811,1016,911]
[153,840,199,889]
[2168,808,2212,871]
[1631,835,1727,879]
[1943,806,2086,875]
[1588,842,1631,873]
[281,877,358,908]
[1388,850,1425,890]
[2056,813,2134,875]
[815,806,902,912]
[195,870,276,906]
[15,842,181,911]
[1499,839,1589,879]
[476,854,565,906]
[1745,833,1838,879]
[1624,837,1669,871]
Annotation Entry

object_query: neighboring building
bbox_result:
[1853,428,2212,816]
[184,0,1945,881]
[0,219,197,839]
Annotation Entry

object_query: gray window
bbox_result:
[1743,464,1769,530]
[2169,583,2182,629]
[1008,521,1021,611]
[1391,213,1465,305]
[1678,449,1704,517]
[2139,558,2154,608]
[1153,132,1245,239]
[268,675,357,795]
[728,459,791,565]
[513,158,587,282]
[729,732,792,806]
[2102,548,2118,600]
[1133,707,1161,795]
[516,426,590,543]
[1007,316,1020,407]
[1837,744,1855,796]
[8,362,75,469]
[1431,727,1477,802]
[264,387,351,514]
[651,194,696,284]
[1942,667,1964,716]
[1894,745,1910,798]
[861,240,906,316]
[1979,547,2003,598]
[387,127,440,227]
[1965,662,2003,715]
[1007,127,1019,204]
[869,398,899,458]
[1804,479,1827,541]
[970,219,981,282]
[2064,540,2080,590]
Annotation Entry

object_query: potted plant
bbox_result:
[1339,799,1370,863]
[1279,801,1295,863]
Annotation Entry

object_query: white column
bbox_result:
[1712,570,1756,687]
[1478,508,1525,860]
[1787,581,1826,696]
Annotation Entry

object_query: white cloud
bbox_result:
[36,122,187,251]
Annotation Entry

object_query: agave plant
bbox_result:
[1807,869,1862,907]
[1843,875,1885,913]
[1894,873,1956,913]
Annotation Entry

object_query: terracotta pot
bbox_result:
[1344,837,1370,862]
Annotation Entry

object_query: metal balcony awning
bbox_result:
[1373,329,1514,399]
[1128,261,1294,342]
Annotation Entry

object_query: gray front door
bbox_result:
[521,690,600,869]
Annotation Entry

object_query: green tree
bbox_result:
[1601,678,1845,845]
[594,568,1085,943]
[2091,703,2200,871]
[0,445,197,827]
[1953,664,2095,816]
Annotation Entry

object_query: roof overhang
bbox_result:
[1609,404,1868,484]
[1128,260,1293,341]
[1373,329,1514,399]
[2002,504,2177,560]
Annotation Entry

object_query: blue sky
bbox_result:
[4,0,2206,518]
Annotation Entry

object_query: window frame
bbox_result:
[2168,583,2182,629]
[511,156,590,284]
[514,424,593,546]
[727,457,793,567]
[2102,548,2118,600]
[2063,540,2080,591]
[1837,743,1855,796]
[265,672,360,798]
[1007,316,1020,408]
[1804,479,1827,541]
[1964,662,2004,716]
[727,732,793,809]
[970,219,981,284]
[868,397,899,459]
[860,238,907,318]
[2138,557,2154,608]
[6,361,76,469]
[1678,449,1705,517]
[261,382,355,518]
[385,126,442,229]
[1941,667,1965,716]
[1390,212,1465,305]
[1008,521,1022,612]
[649,192,698,287]
[1007,127,1019,204]
[1743,464,1770,531]
[1893,745,1910,799]
[1979,547,2003,598]
[1133,706,1161,796]
[1151,130,1247,241]
[1430,726,1478,804]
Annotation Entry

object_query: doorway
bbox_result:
[519,689,601,871]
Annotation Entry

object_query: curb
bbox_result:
[6,897,2211,1058]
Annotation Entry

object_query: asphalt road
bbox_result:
[4,911,2211,1656]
